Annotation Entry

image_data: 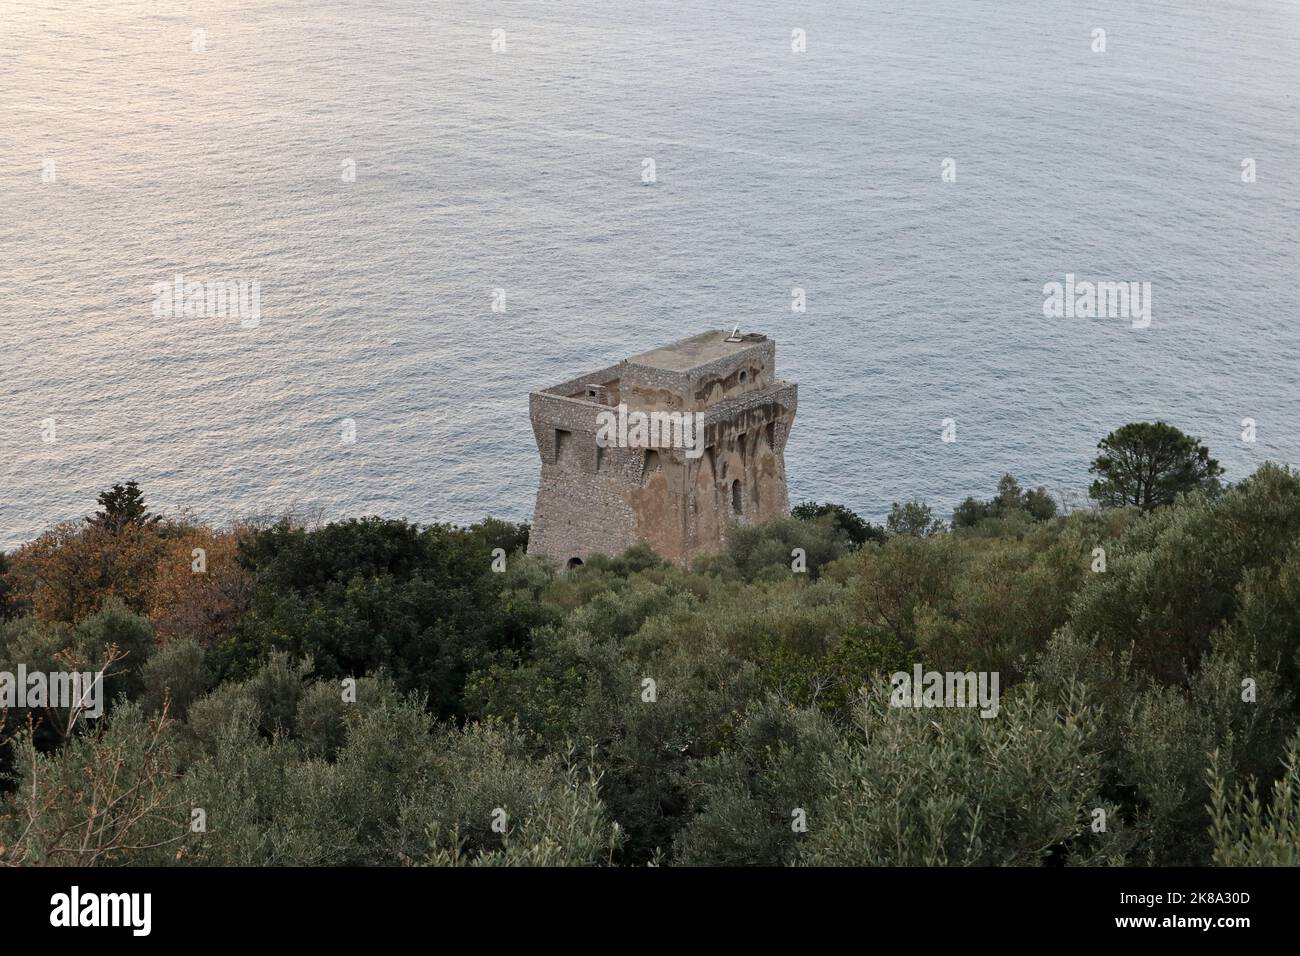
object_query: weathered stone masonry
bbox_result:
[527,330,798,567]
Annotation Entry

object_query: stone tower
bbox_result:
[527,330,798,567]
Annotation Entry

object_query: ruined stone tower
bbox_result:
[527,330,797,567]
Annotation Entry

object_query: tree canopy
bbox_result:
[1088,422,1224,510]
[88,481,160,531]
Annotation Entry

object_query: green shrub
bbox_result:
[799,683,1127,866]
[1208,732,1300,866]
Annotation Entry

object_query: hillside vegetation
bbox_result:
[2,456,1298,866]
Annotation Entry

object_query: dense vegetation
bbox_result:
[1,427,1298,866]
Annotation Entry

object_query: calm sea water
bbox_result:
[2,0,1297,550]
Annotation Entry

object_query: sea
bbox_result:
[2,0,1297,549]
